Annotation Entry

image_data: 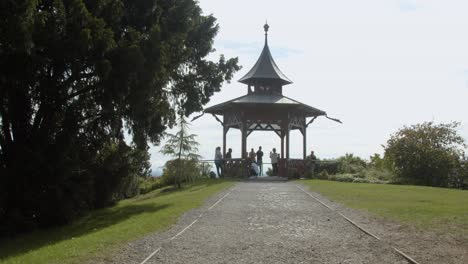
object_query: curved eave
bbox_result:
[204,94,326,117]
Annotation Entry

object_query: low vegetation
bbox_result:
[301,180,468,234]
[309,122,468,189]
[0,179,234,264]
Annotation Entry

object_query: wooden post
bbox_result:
[223,126,228,157]
[303,127,307,160]
[280,132,285,159]
[241,119,247,158]
[286,126,290,159]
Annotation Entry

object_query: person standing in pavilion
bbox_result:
[270,148,279,175]
[249,148,256,163]
[256,146,264,176]
[225,148,232,159]
[214,146,223,178]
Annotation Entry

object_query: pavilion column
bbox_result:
[303,127,307,160]
[223,126,228,157]
[286,126,290,159]
[241,119,247,158]
[280,132,285,159]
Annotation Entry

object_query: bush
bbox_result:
[139,177,164,194]
[336,174,356,182]
[337,154,367,174]
[384,122,466,187]
[266,167,274,176]
[161,159,201,186]
[199,163,213,178]
[353,178,370,183]
[448,159,468,189]
[362,168,395,182]
[209,171,217,179]
[316,170,329,180]
[315,160,339,175]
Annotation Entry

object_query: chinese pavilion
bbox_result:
[204,24,340,177]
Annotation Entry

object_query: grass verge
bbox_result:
[300,180,468,234]
[0,179,234,264]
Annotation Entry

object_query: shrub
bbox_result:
[161,159,201,186]
[317,170,329,180]
[337,154,367,174]
[316,160,339,175]
[353,178,370,183]
[362,168,395,182]
[199,162,213,178]
[266,167,274,176]
[384,122,466,187]
[332,174,355,182]
[139,177,164,194]
[448,159,468,189]
[209,171,217,179]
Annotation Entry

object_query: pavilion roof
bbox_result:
[204,93,326,117]
[238,24,292,85]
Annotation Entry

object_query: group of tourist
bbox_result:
[213,146,280,177]
[214,146,318,178]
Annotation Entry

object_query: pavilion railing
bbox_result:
[286,159,306,179]
[223,158,249,178]
[200,158,336,179]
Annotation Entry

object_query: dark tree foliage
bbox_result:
[384,122,466,187]
[0,0,239,235]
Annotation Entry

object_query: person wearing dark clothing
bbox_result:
[225,148,232,159]
[307,150,317,176]
[256,146,264,176]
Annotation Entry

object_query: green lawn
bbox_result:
[0,179,234,264]
[300,180,468,233]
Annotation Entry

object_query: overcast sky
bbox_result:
[149,0,468,174]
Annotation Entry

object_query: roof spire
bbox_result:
[264,22,269,45]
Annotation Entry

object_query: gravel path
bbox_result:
[104,181,407,264]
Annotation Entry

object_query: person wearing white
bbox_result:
[250,162,259,176]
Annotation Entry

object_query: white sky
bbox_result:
[149,0,468,174]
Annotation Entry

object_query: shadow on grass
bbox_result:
[135,179,235,201]
[0,203,169,260]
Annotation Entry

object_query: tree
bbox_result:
[384,122,466,187]
[160,115,201,188]
[0,0,239,234]
[336,153,367,174]
[369,154,385,170]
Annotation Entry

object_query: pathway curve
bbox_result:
[107,181,407,264]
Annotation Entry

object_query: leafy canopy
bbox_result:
[0,0,239,234]
[384,122,466,187]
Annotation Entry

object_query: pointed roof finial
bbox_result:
[264,22,269,45]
